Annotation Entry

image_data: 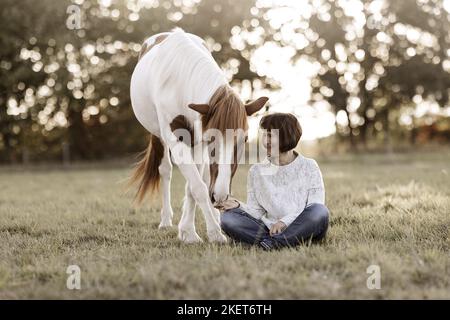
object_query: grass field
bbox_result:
[0,151,449,299]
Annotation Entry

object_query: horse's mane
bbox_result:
[202,85,248,133]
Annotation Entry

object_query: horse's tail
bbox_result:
[128,134,164,205]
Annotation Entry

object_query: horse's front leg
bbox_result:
[201,161,221,226]
[178,161,219,242]
[178,179,203,243]
[163,134,226,243]
[178,160,204,243]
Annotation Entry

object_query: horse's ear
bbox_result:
[245,97,269,116]
[188,103,210,115]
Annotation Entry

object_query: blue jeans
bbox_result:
[220,203,329,250]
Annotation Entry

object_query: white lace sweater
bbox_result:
[238,153,325,228]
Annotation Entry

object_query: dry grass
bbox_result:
[0,151,449,299]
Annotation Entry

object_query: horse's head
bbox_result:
[189,85,268,204]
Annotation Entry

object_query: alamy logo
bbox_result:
[66,5,83,30]
[366,265,381,290]
[66,265,81,290]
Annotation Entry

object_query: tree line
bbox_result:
[1,0,449,163]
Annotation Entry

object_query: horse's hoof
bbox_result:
[158,209,173,229]
[207,230,228,243]
[158,219,173,229]
[178,229,203,243]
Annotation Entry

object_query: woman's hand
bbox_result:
[214,196,240,212]
[270,221,287,236]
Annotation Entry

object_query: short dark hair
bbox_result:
[259,113,302,153]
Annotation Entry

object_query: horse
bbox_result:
[129,28,268,243]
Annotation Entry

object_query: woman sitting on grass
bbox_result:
[217,113,329,250]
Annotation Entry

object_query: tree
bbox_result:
[241,0,450,150]
[0,0,260,162]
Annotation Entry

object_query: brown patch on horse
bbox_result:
[200,85,249,201]
[138,34,169,61]
[170,115,195,147]
[188,87,268,202]
[202,85,249,133]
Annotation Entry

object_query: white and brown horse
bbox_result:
[129,28,268,243]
